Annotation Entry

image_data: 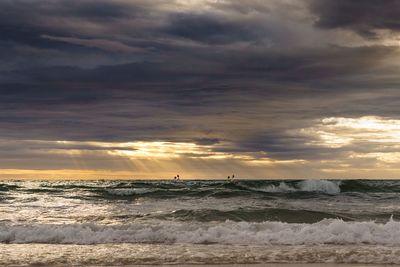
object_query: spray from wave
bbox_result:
[255,180,341,194]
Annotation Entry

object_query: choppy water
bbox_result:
[1,179,400,265]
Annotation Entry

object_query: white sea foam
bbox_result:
[1,218,399,245]
[258,182,296,192]
[259,180,341,194]
[298,180,341,194]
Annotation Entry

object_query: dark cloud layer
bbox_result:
[1,0,400,177]
[165,13,262,44]
[309,0,400,37]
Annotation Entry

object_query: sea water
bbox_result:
[1,179,400,265]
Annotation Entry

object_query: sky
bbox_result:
[2,0,400,179]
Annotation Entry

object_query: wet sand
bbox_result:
[132,265,395,267]
[2,243,400,266]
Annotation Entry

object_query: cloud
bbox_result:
[1,1,400,178]
[308,0,400,37]
[301,116,400,166]
[164,13,262,44]
[41,35,145,53]
[0,138,309,179]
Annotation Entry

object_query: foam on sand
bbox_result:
[2,243,400,265]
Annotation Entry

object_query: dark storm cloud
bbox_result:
[6,44,397,86]
[1,0,400,172]
[165,13,261,44]
[1,43,400,157]
[309,0,400,37]
[0,25,59,48]
[0,0,150,62]
[63,1,133,20]
[215,131,343,161]
[225,45,397,84]
[0,0,134,25]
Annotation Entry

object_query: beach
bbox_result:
[1,243,400,266]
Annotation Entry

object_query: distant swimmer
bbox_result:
[177,174,180,180]
[226,174,236,183]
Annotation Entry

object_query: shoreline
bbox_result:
[2,244,400,266]
[110,265,396,267]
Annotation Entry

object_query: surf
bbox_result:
[1,218,400,245]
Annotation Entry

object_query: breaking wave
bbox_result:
[4,180,400,201]
[1,219,400,245]
[253,180,341,194]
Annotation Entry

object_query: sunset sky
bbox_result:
[2,0,400,179]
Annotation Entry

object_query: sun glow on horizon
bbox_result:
[0,139,303,179]
[52,140,302,164]
[3,116,400,180]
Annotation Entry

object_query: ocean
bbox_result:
[1,179,400,266]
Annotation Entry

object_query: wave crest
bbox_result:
[256,180,341,194]
[1,219,399,245]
